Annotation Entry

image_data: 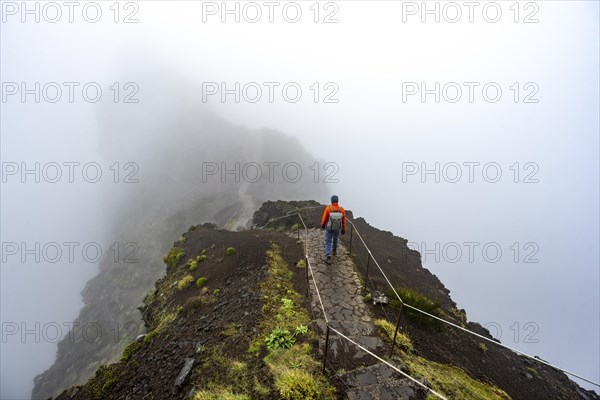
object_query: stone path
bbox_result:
[296,229,423,400]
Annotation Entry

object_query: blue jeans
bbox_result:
[325,228,340,256]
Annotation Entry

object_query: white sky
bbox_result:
[1,1,599,398]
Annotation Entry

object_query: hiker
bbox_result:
[321,195,347,264]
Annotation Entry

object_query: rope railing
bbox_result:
[344,218,600,388]
[256,207,599,391]
[258,211,448,399]
[329,326,448,400]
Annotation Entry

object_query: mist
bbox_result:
[1,1,599,399]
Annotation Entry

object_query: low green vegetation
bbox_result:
[255,243,336,399]
[227,247,236,256]
[526,367,538,377]
[265,344,336,400]
[450,307,467,327]
[374,319,413,352]
[388,287,445,330]
[265,328,295,350]
[196,277,208,288]
[296,259,306,269]
[478,342,488,353]
[178,275,195,290]
[163,246,185,267]
[402,355,511,400]
[374,316,511,400]
[193,386,250,400]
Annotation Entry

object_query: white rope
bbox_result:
[345,218,600,388]
[259,211,600,388]
[328,326,448,400]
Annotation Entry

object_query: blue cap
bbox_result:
[331,195,339,203]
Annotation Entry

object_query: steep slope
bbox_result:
[51,199,598,400]
[31,76,329,400]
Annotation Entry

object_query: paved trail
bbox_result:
[298,229,422,400]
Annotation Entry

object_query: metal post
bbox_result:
[364,253,371,293]
[305,255,309,297]
[390,303,404,357]
[349,225,353,254]
[323,325,331,374]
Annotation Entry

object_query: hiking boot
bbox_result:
[325,255,332,264]
[332,248,337,256]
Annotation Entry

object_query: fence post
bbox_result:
[390,303,404,357]
[323,325,331,374]
[305,255,310,297]
[349,224,353,254]
[364,252,371,293]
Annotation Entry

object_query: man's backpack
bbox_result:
[327,204,343,232]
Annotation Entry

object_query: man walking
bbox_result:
[321,195,347,264]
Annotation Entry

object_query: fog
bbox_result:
[1,1,599,398]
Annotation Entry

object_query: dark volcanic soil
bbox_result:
[54,224,309,400]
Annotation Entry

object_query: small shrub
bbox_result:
[291,223,300,231]
[178,235,187,243]
[197,254,207,262]
[196,277,208,288]
[275,369,335,400]
[201,248,207,255]
[121,341,141,362]
[213,288,220,296]
[526,367,539,377]
[189,260,198,271]
[266,328,295,350]
[182,295,207,312]
[187,225,197,232]
[388,287,445,331]
[226,247,236,256]
[296,259,306,269]
[143,330,157,344]
[281,298,294,312]
[294,325,308,336]
[478,342,488,353]
[363,292,372,303]
[163,247,185,267]
[178,275,195,290]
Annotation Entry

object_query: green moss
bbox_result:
[374,319,413,352]
[388,287,445,330]
[163,246,185,267]
[227,247,236,256]
[144,330,158,344]
[178,275,195,290]
[120,341,141,362]
[450,307,468,327]
[265,344,336,400]
[193,387,250,400]
[213,289,220,296]
[526,367,538,377]
[296,259,306,269]
[402,355,511,400]
[196,277,208,288]
[478,342,488,353]
[223,323,241,337]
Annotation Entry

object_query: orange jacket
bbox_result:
[321,203,346,231]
